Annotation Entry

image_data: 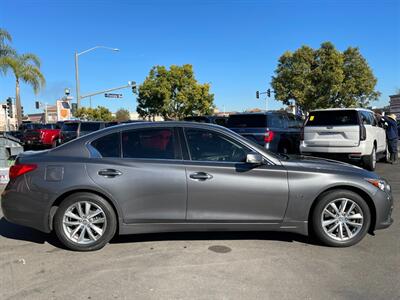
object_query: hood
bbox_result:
[280,155,379,179]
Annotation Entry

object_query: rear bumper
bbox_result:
[1,181,52,233]
[300,142,371,158]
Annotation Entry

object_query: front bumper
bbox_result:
[373,189,394,231]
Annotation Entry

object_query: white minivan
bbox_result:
[300,108,388,171]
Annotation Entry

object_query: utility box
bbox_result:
[0,133,24,169]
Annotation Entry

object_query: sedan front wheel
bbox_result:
[312,190,371,247]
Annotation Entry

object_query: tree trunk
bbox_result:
[15,78,22,126]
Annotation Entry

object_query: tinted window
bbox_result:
[185,129,249,162]
[184,116,210,123]
[81,123,101,132]
[122,128,176,159]
[42,124,57,129]
[62,123,79,132]
[214,118,227,126]
[227,114,267,128]
[306,110,359,126]
[91,133,120,158]
[105,122,119,128]
[25,123,42,130]
[287,114,303,128]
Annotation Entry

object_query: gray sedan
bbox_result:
[1,122,394,251]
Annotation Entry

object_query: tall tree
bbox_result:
[137,64,215,120]
[115,108,130,122]
[0,52,45,125]
[0,28,15,76]
[74,106,114,121]
[271,42,380,112]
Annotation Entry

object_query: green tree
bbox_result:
[0,28,14,60]
[137,64,215,120]
[74,106,114,121]
[0,52,45,125]
[271,42,380,112]
[115,108,130,122]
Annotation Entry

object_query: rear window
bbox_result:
[306,110,359,127]
[227,114,267,128]
[42,124,58,129]
[25,123,43,130]
[81,123,101,132]
[61,123,79,132]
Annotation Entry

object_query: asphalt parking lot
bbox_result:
[0,162,399,300]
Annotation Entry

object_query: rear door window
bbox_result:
[122,128,177,159]
[91,133,120,158]
[306,110,359,126]
[227,114,267,128]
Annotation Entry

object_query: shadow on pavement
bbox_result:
[0,217,64,249]
[111,230,321,246]
[0,216,320,249]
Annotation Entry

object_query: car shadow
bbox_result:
[0,217,65,249]
[0,217,321,249]
[111,230,321,246]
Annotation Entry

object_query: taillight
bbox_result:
[360,125,366,141]
[9,164,37,180]
[264,130,275,143]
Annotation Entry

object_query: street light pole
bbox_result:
[74,52,80,108]
[74,46,119,109]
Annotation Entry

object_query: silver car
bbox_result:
[1,122,394,251]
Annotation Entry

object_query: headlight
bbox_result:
[366,179,387,191]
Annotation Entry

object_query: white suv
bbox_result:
[300,108,388,171]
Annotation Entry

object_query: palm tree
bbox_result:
[0,53,45,125]
[0,28,15,74]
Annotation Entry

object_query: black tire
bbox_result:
[312,189,371,247]
[363,146,376,171]
[54,192,117,251]
[51,139,58,148]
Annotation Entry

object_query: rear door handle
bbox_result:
[98,169,122,178]
[189,172,213,181]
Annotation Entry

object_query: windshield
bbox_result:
[61,123,79,132]
[306,110,359,126]
[80,122,101,132]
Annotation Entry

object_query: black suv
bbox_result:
[227,112,303,154]
[59,121,105,144]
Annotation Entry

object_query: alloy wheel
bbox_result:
[321,198,364,241]
[62,201,107,244]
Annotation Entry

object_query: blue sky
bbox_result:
[0,0,399,115]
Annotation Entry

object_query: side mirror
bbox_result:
[246,153,263,165]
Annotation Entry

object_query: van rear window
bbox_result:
[61,123,79,132]
[306,111,359,126]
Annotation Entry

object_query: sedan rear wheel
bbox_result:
[54,192,117,251]
[312,190,371,247]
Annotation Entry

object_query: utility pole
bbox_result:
[75,52,80,109]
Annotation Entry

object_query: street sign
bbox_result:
[105,93,123,98]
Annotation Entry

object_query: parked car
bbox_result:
[227,112,303,154]
[2,122,393,251]
[40,123,62,148]
[183,116,228,126]
[59,121,105,144]
[300,108,388,171]
[19,123,44,147]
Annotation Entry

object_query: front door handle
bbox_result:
[189,172,213,181]
[98,169,122,178]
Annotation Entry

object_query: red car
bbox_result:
[21,123,62,148]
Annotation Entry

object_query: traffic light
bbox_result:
[256,91,260,99]
[21,106,24,116]
[132,84,137,94]
[6,97,13,118]
[35,101,40,109]
[267,89,271,98]
[71,103,77,115]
